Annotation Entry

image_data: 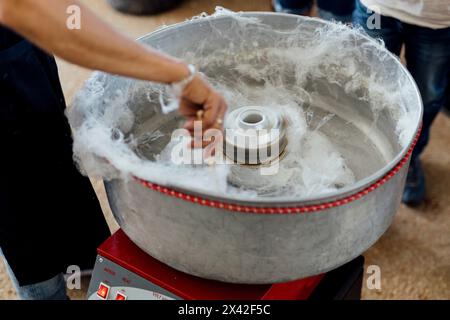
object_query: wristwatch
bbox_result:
[170,64,197,97]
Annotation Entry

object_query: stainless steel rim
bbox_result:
[133,12,423,206]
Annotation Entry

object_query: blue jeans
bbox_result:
[273,0,313,15]
[353,0,450,160]
[317,8,353,24]
[317,0,355,23]
[1,249,67,300]
[274,0,355,23]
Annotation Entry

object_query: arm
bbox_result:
[0,0,190,83]
[0,0,226,130]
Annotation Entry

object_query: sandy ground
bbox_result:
[1,0,449,300]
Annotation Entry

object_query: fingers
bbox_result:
[179,94,218,132]
[216,97,228,129]
[186,103,226,151]
[189,134,220,149]
[178,98,199,117]
[201,93,222,130]
[178,76,228,151]
[181,93,227,133]
[179,98,199,132]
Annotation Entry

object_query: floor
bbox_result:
[0,0,449,300]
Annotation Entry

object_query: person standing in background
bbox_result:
[353,0,450,206]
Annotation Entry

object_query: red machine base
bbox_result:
[88,230,325,300]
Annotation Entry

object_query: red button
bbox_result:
[97,283,110,300]
[115,292,127,300]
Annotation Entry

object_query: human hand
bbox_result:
[178,73,228,136]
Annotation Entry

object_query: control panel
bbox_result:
[87,255,180,300]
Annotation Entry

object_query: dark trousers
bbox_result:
[0,32,110,287]
[276,0,355,16]
[353,0,450,160]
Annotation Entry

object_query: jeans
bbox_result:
[1,248,67,300]
[273,0,313,15]
[317,0,355,23]
[274,0,355,23]
[317,8,353,24]
[353,0,450,161]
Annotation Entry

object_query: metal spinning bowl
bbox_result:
[72,13,422,284]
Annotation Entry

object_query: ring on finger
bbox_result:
[196,110,204,120]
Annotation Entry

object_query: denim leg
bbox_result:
[317,0,355,23]
[403,25,450,159]
[318,8,353,24]
[273,0,313,15]
[1,248,67,300]
[352,0,403,56]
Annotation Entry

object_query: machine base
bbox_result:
[87,230,364,300]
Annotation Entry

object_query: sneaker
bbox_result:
[402,158,426,206]
[272,0,313,15]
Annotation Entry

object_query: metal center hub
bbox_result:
[224,106,287,165]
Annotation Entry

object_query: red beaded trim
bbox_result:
[134,127,421,214]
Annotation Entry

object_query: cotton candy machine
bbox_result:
[69,11,422,284]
